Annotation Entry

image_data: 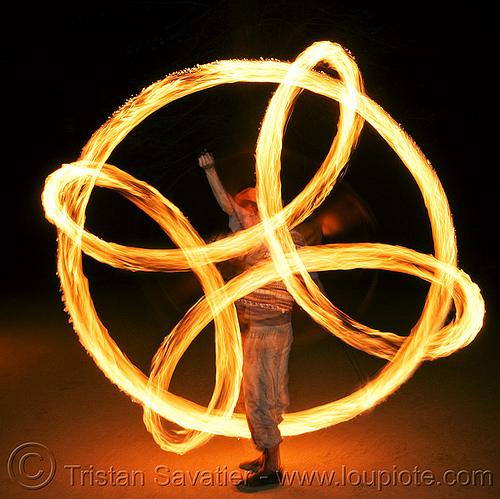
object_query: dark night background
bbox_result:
[4,0,496,301]
[1,1,498,497]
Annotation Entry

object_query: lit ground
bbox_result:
[1,280,498,498]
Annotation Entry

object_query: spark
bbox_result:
[42,41,484,454]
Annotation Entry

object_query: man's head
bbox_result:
[234,188,260,228]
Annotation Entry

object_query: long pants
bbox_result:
[241,321,293,451]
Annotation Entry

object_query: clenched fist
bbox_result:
[198,150,215,170]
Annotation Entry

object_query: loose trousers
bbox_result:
[241,321,293,451]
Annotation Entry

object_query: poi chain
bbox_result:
[42,41,484,454]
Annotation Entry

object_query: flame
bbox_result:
[42,41,484,454]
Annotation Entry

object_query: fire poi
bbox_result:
[42,41,485,454]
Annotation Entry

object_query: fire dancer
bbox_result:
[199,150,307,489]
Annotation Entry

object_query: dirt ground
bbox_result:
[1,278,498,498]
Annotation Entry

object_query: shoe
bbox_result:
[239,455,264,472]
[236,468,283,490]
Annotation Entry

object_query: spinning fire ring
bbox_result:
[42,41,484,454]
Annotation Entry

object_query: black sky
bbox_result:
[3,0,496,309]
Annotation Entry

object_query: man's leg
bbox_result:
[241,322,293,469]
[264,442,281,472]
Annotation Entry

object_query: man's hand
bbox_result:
[198,150,215,170]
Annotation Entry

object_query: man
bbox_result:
[198,150,307,489]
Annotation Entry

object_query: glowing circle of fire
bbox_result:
[42,41,484,454]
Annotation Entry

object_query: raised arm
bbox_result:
[198,150,235,216]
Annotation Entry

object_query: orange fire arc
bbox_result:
[42,41,484,454]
